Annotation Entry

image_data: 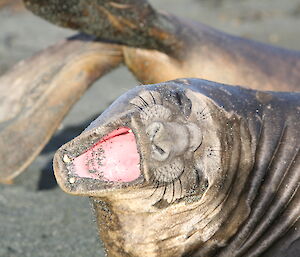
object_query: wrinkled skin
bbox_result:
[54,79,300,257]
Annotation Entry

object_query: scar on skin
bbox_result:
[97,5,137,32]
[108,2,133,9]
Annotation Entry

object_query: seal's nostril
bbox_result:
[146,121,163,142]
[153,144,165,155]
[146,122,170,161]
[151,143,169,161]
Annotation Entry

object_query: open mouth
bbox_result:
[72,127,141,183]
[53,124,145,195]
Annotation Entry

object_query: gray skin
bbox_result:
[54,78,300,257]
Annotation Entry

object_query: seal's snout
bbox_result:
[146,121,202,162]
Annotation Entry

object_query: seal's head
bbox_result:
[54,79,253,256]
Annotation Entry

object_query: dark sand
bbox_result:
[0,0,299,256]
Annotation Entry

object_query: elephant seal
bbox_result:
[24,0,300,92]
[54,78,300,257]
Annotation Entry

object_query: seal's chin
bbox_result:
[73,127,141,183]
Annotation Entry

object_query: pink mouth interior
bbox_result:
[73,127,141,182]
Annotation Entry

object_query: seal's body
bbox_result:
[54,78,300,257]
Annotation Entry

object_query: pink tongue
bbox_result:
[73,127,140,182]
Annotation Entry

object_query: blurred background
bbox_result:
[0,0,299,256]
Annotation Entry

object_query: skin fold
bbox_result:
[54,79,299,257]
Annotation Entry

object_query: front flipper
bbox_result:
[0,34,123,183]
[23,0,190,58]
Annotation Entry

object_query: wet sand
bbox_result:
[0,1,299,256]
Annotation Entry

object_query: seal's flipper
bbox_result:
[23,0,300,91]
[23,0,190,58]
[0,34,123,183]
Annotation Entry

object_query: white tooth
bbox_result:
[63,154,71,163]
[69,177,76,184]
[128,129,132,133]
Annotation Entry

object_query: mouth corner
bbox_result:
[53,126,144,196]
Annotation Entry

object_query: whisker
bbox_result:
[149,91,156,105]
[195,168,201,186]
[148,180,161,198]
[130,102,143,111]
[138,95,149,107]
[148,175,155,184]
[197,107,213,120]
[161,184,167,201]
[171,181,175,203]
[198,107,207,116]
[178,177,183,199]
[199,106,206,114]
